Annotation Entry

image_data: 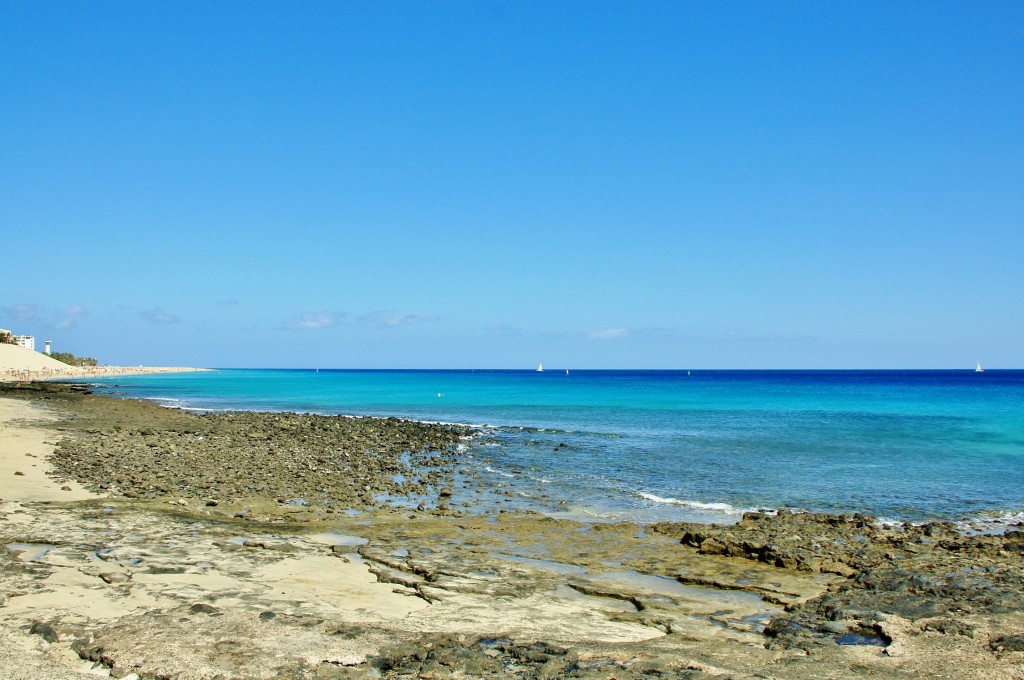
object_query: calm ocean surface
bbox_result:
[84,369,1024,526]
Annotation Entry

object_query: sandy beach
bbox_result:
[1,382,1023,679]
[0,343,209,383]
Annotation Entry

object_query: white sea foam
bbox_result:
[956,511,1024,535]
[144,397,185,409]
[873,511,1024,535]
[485,466,516,478]
[419,419,488,428]
[638,492,744,514]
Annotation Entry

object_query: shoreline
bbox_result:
[1,365,211,383]
[30,375,1024,531]
[71,367,1024,529]
[2,383,1024,678]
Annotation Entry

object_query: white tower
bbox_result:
[44,340,51,355]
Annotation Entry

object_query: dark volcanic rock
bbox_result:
[654,510,1024,651]
[991,633,1024,652]
[36,389,473,513]
[371,635,703,679]
[29,621,59,643]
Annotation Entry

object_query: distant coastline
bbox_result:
[0,340,210,382]
[1,364,211,383]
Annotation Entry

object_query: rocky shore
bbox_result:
[35,383,472,517]
[2,382,1024,679]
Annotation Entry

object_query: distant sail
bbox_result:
[976,362,984,373]
[566,369,570,375]
[537,363,544,372]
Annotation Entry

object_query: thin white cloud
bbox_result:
[55,305,87,330]
[588,328,630,341]
[140,307,181,324]
[361,311,440,328]
[633,326,678,339]
[2,303,87,331]
[286,311,343,330]
[2,303,38,322]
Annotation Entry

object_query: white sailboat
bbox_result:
[536,363,544,372]
[976,362,984,373]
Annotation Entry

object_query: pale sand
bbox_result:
[0,398,436,676]
[0,398,659,677]
[0,397,96,502]
[0,342,208,382]
[0,398,427,624]
[0,343,83,376]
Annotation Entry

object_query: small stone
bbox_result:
[992,634,1024,652]
[29,621,59,643]
[820,621,848,635]
[13,471,25,476]
[259,610,277,621]
[147,566,186,575]
[99,572,131,585]
[189,603,219,615]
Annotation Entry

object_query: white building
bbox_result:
[44,340,52,355]
[15,335,35,352]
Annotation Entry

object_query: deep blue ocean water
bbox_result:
[83,369,1024,525]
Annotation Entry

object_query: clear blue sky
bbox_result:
[2,1,1021,368]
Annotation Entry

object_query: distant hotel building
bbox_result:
[1,328,39,352]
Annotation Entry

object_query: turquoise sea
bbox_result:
[85,369,1024,526]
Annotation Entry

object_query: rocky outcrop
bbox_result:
[653,510,1024,653]
[40,392,472,513]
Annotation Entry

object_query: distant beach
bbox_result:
[0,341,209,383]
[1,365,211,382]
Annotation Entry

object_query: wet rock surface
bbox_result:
[50,409,469,511]
[654,510,1024,655]
[2,381,1024,678]
[6,381,471,516]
